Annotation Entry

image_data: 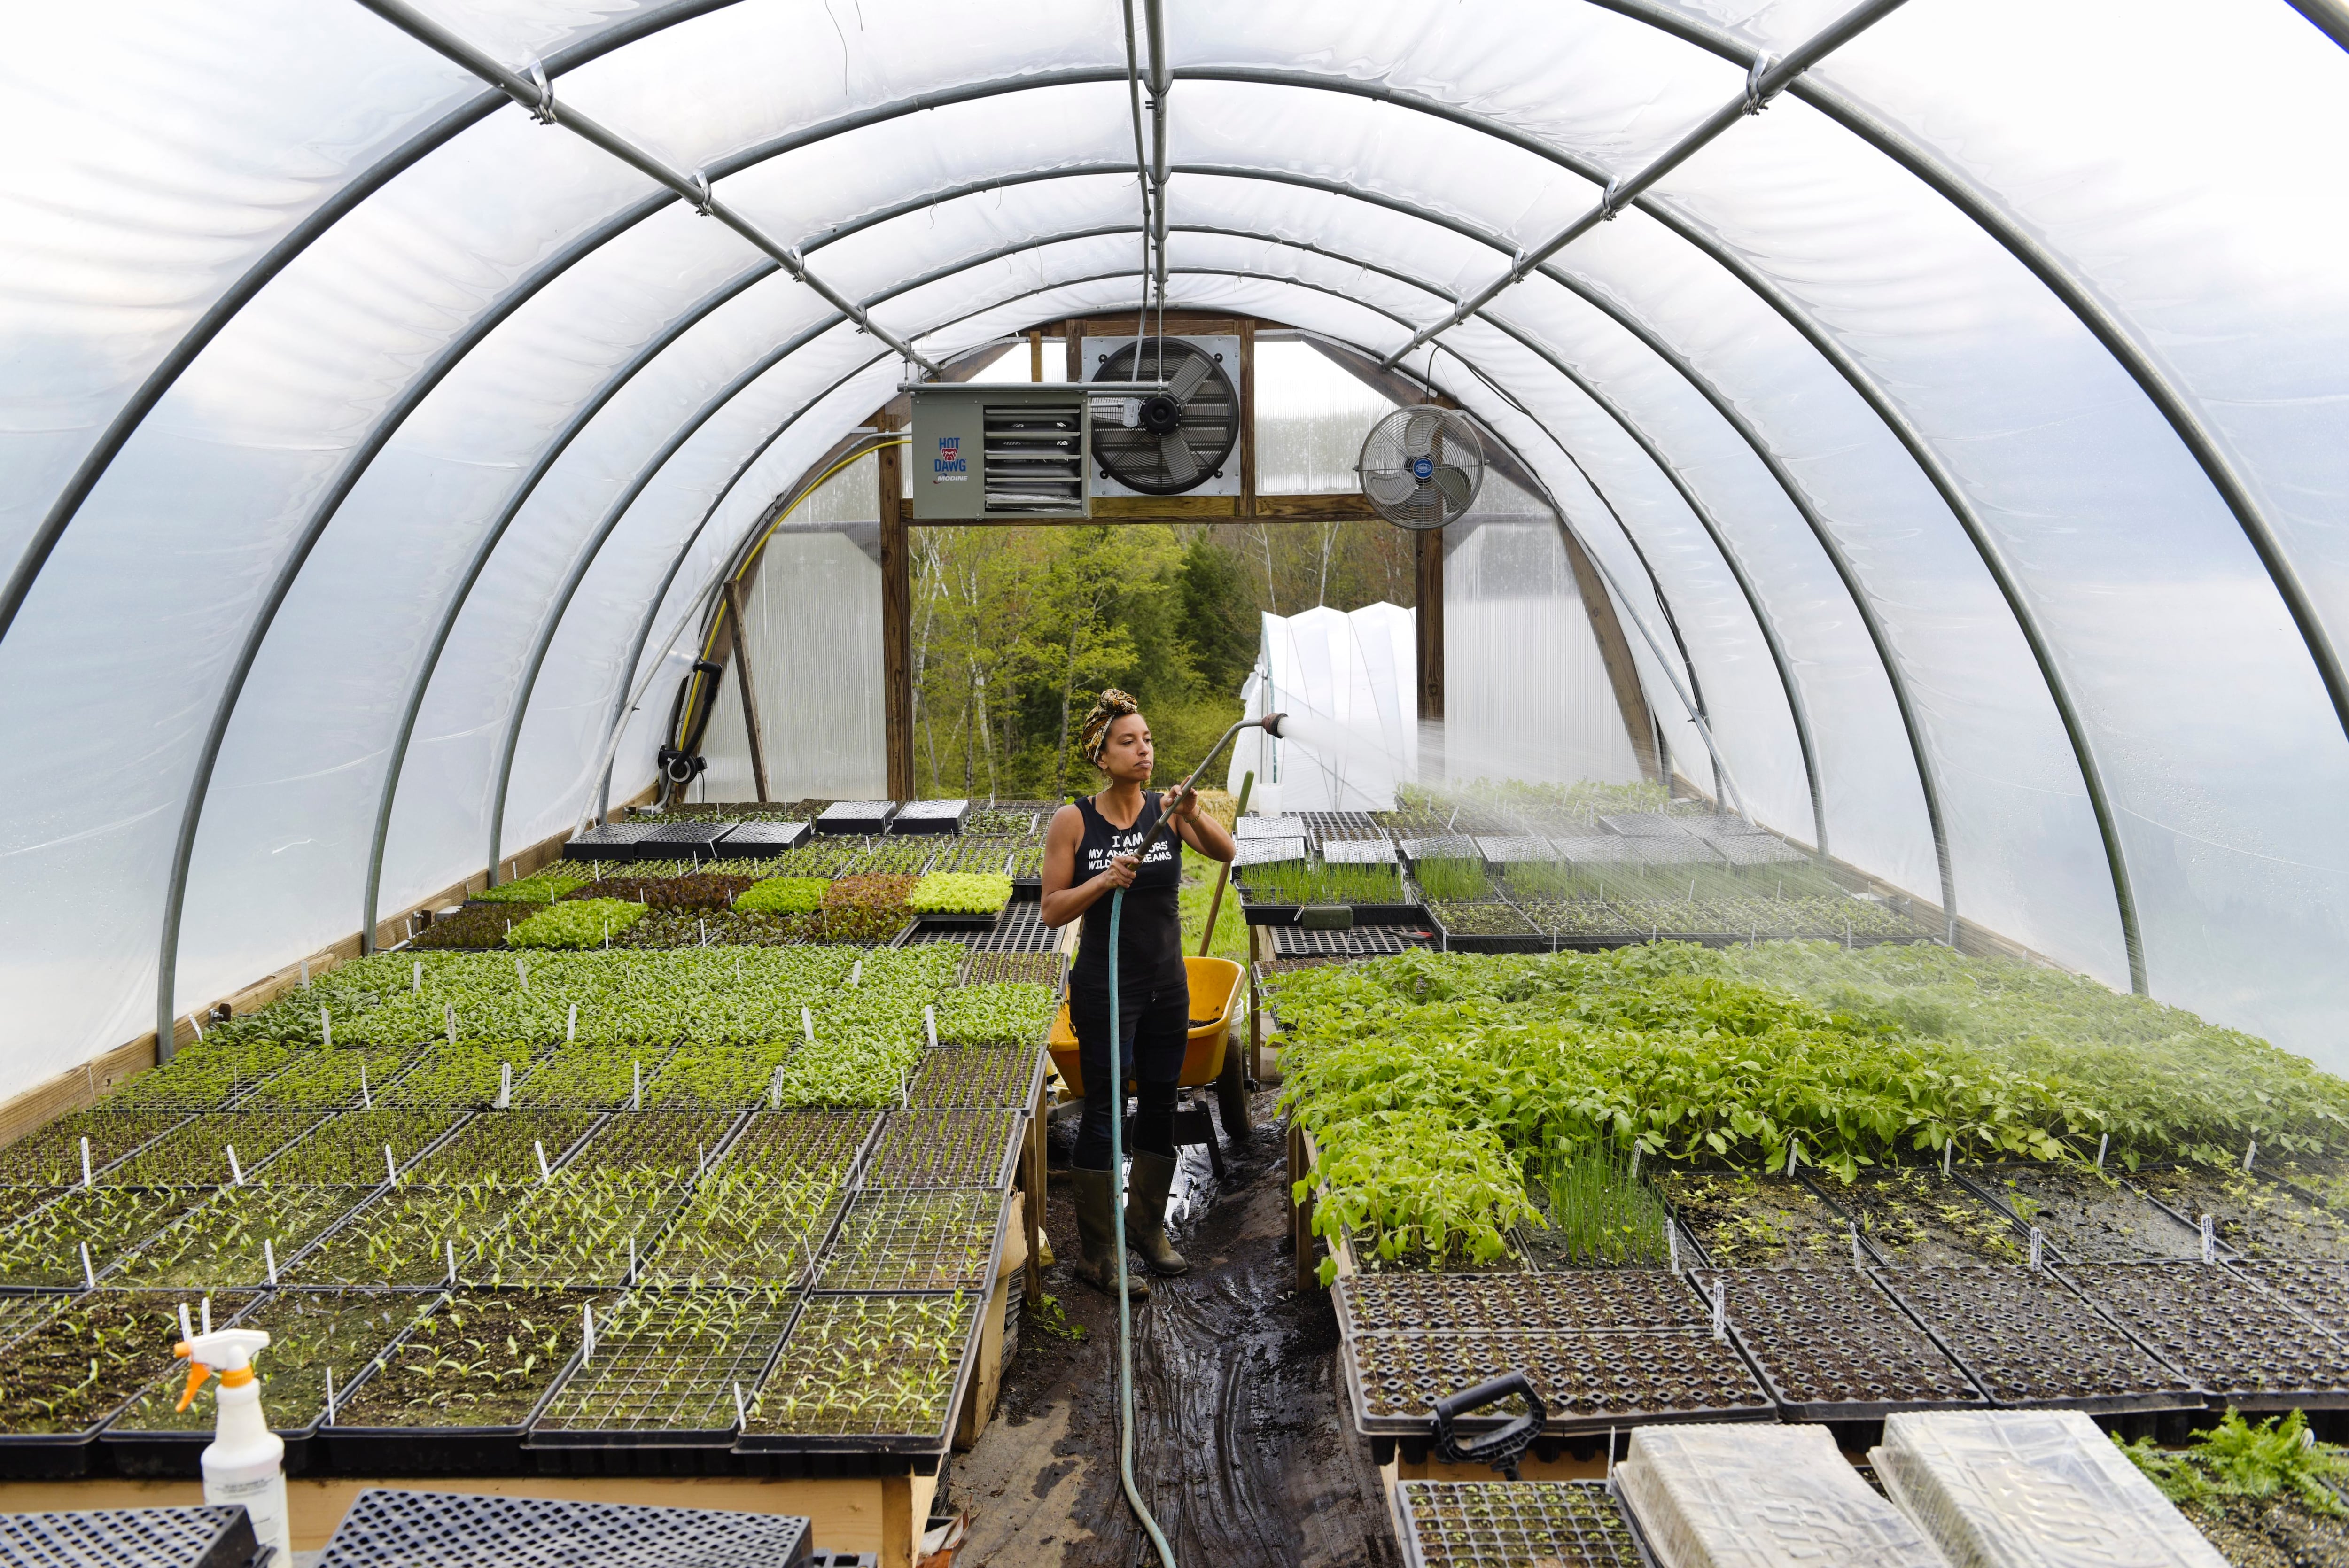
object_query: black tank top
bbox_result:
[1069,793,1187,995]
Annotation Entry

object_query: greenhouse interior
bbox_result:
[4,0,2349,1564]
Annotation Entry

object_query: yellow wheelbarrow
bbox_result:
[1048,954,1252,1175]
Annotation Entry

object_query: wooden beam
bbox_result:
[1416,526,1446,726]
[917,494,1369,527]
[722,577,771,803]
[1028,329,1044,382]
[1092,494,1238,520]
[876,414,915,800]
[1072,310,1252,339]
[1252,491,1378,521]
[1556,523,1661,784]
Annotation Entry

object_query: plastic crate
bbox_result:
[561,823,661,862]
[890,800,970,835]
[314,1488,813,1567]
[815,801,897,835]
[715,821,811,857]
[0,1505,262,1568]
[623,822,734,863]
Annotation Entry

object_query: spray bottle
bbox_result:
[173,1328,292,1564]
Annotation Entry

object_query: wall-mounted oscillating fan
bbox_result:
[1358,407,1485,530]
[1089,338,1239,495]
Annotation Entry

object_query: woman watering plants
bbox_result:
[1041,689,1237,1301]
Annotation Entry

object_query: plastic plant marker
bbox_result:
[535,1141,551,1182]
[226,1145,243,1185]
[2246,1139,2258,1172]
[1668,1226,1680,1274]
[300,960,309,987]
[264,1240,277,1285]
[321,1007,331,1048]
[2029,1228,2045,1270]
[201,1298,211,1335]
[801,1008,815,1046]
[2098,1133,2109,1171]
[2202,1213,2217,1263]
[1852,1222,1865,1271]
[515,955,527,987]
[384,1145,398,1187]
[626,1236,635,1283]
[925,1006,937,1048]
[582,1304,595,1365]
[190,1012,203,1041]
[1942,1140,1952,1177]
[179,1303,192,1343]
[632,1061,641,1109]
[445,1006,456,1047]
[80,1137,91,1189]
[1711,1277,1727,1341]
[851,960,861,987]
[412,961,421,993]
[1786,1140,1799,1177]
[770,1065,783,1110]
[324,1366,334,1425]
[498,1062,512,1109]
[445,1240,456,1284]
[359,1063,371,1109]
[733,1381,747,1430]
[79,1240,94,1289]
[567,1003,577,1042]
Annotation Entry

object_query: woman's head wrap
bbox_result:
[1078,688,1141,766]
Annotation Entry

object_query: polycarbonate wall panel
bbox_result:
[1443,478,1644,789]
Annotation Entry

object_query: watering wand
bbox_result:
[174,1327,292,1564]
[1102,711,1283,1568]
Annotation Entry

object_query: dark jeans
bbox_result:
[1069,977,1187,1171]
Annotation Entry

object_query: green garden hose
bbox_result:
[1106,883,1179,1568]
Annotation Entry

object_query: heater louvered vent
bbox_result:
[982,403,1084,515]
[910,385,1092,520]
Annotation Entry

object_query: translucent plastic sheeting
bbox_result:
[1872,1409,2225,1568]
[1235,605,1416,813]
[1441,476,1645,790]
[1617,1422,1947,1568]
[1252,338,1396,494]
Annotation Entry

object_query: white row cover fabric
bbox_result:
[1231,605,1419,815]
[1,0,2346,1095]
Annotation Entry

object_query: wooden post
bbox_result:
[722,578,771,803]
[1415,526,1446,763]
[1064,319,1083,384]
[876,415,915,800]
[1238,318,1257,518]
[1024,1082,1046,1307]
[1289,1121,1318,1293]
[1556,524,1660,783]
[1029,329,1044,383]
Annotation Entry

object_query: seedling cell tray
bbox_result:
[889,800,969,835]
[530,1288,798,1451]
[814,1189,1005,1294]
[1875,1265,2202,1414]
[0,1504,262,1568]
[1958,1162,2202,1263]
[914,909,1001,928]
[2129,1163,2349,1262]
[714,821,811,857]
[1690,1268,1986,1422]
[622,822,734,863]
[314,1485,814,1568]
[2231,1260,2349,1339]
[0,1290,259,1479]
[1428,902,1548,955]
[1395,1479,1644,1568]
[1342,1328,1774,1439]
[563,823,662,862]
[736,1292,986,1455]
[860,1110,1024,1193]
[1336,1271,1705,1337]
[2057,1261,2349,1409]
[816,801,898,836]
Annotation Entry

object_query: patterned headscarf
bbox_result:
[1078,688,1141,766]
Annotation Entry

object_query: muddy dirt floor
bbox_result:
[952,1088,1400,1567]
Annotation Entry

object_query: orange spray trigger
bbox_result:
[177,1358,213,1413]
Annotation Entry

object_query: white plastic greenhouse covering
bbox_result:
[3,0,2347,1100]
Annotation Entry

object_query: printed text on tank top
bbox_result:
[1080,807,1179,879]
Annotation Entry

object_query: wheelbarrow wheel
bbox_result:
[1215,1029,1252,1139]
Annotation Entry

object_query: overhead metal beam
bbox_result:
[349,0,942,378]
[0,0,754,650]
[1379,0,1913,368]
[1143,0,1172,295]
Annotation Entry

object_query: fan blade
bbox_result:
[1159,431,1200,486]
[1401,410,1442,461]
[1364,469,1420,509]
[1166,353,1213,404]
[1432,465,1474,513]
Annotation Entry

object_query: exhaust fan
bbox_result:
[1086,335,1241,497]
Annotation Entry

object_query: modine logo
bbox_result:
[933,436,968,482]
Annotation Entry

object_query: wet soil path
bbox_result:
[954,1089,1399,1567]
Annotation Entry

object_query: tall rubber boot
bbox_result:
[1125,1151,1191,1276]
[1069,1167,1149,1302]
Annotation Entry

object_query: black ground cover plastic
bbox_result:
[1878,1265,2202,1413]
[2058,1261,2349,1410]
[1395,1479,1641,1568]
[1335,1271,1704,1336]
[2231,1260,2349,1340]
[1830,1166,2031,1266]
[315,1485,813,1568]
[324,1289,607,1473]
[861,1110,1022,1192]
[0,1290,258,1479]
[1343,1327,1773,1436]
[815,1189,1003,1293]
[1961,1162,2203,1262]
[531,1288,797,1448]
[101,1287,426,1477]
[0,1503,262,1568]
[1655,1171,1865,1269]
[739,1291,983,1452]
[1692,1267,1986,1421]
[2131,1164,2349,1262]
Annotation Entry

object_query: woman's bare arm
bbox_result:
[1162,780,1237,862]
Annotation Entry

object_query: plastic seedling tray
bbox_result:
[0,1503,263,1568]
[286,1178,536,1290]
[814,1190,1005,1294]
[563,822,662,862]
[1875,1264,2202,1413]
[1319,838,1399,866]
[323,1289,609,1474]
[2230,1259,2349,1340]
[1270,924,1431,959]
[0,1289,258,1478]
[110,1111,328,1187]
[0,1186,218,1289]
[956,904,1060,953]
[1689,1268,1986,1421]
[0,1294,73,1353]
[1957,1161,2204,1263]
[1472,835,1560,864]
[615,822,732,864]
[1824,1166,2033,1267]
[314,1486,814,1568]
[569,1110,747,1178]
[102,1287,428,1478]
[1427,900,1548,955]
[1337,1271,1706,1337]
[512,1044,683,1110]
[467,1174,690,1290]
[815,801,898,836]
[402,1113,603,1186]
[914,909,1001,929]
[1233,814,1308,841]
[108,1182,373,1289]
[860,1110,1023,1193]
[714,821,811,858]
[638,1171,843,1289]
[530,1288,799,1450]
[0,1111,195,1187]
[736,1291,984,1455]
[907,1046,1042,1110]
[1394,1479,1642,1568]
[2057,1260,2349,1410]
[237,1046,428,1111]
[1398,835,1481,864]
[256,1109,465,1186]
[1653,1171,1869,1271]
[888,800,969,835]
[2130,1163,2349,1262]
[717,1111,883,1181]
[1344,1328,1773,1439]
